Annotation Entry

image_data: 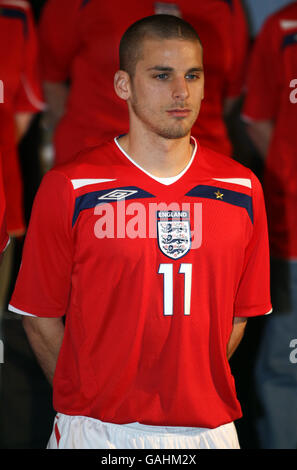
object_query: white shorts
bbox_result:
[47,413,240,449]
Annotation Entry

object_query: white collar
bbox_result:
[114,136,197,186]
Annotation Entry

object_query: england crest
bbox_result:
[157,210,191,259]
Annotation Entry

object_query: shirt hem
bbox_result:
[8,302,64,318]
[234,306,272,317]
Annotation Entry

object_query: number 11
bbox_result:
[158,263,192,316]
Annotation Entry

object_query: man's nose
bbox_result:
[172,77,189,101]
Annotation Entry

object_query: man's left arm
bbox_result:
[14,112,34,142]
[230,173,272,357]
[227,316,247,359]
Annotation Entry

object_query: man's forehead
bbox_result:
[138,37,203,65]
[141,36,201,52]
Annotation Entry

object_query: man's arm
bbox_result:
[42,81,69,130]
[22,315,65,385]
[223,96,240,117]
[245,119,274,161]
[227,316,247,359]
[14,112,34,143]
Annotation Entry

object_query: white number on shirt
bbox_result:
[158,263,192,316]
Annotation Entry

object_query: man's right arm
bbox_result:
[42,81,69,130]
[245,119,274,161]
[22,316,65,385]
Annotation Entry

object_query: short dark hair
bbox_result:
[119,14,203,77]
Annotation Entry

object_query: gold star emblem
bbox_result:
[214,190,224,200]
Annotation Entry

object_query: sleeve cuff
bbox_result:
[234,305,273,318]
[0,236,10,254]
[8,304,37,317]
[8,302,65,318]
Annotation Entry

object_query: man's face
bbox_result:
[127,37,204,139]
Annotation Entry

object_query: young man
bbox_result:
[9,15,271,449]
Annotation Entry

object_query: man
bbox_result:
[0,0,44,237]
[9,15,271,449]
[242,1,297,449]
[38,0,249,165]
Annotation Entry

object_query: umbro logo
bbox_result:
[98,189,138,201]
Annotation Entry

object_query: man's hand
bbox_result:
[42,81,69,130]
[14,112,34,143]
[245,119,274,161]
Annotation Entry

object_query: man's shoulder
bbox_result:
[272,1,297,21]
[49,139,120,182]
[198,144,265,210]
[259,2,297,36]
[199,143,254,179]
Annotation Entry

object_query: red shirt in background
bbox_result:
[39,0,249,164]
[242,1,297,259]
[0,0,44,235]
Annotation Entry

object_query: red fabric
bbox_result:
[0,0,44,234]
[0,106,25,236]
[54,421,61,447]
[10,139,271,427]
[243,2,297,258]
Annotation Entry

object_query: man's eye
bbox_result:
[155,73,169,80]
[186,74,199,80]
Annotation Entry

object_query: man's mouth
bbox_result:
[167,108,191,117]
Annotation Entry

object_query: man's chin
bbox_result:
[155,116,198,140]
[156,128,192,140]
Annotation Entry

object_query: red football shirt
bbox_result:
[0,0,44,234]
[39,0,249,164]
[242,2,297,259]
[9,137,272,428]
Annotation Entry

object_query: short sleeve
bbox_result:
[38,0,81,82]
[242,15,281,121]
[234,173,272,317]
[13,3,45,113]
[9,170,74,317]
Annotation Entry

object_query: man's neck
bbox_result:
[117,131,194,178]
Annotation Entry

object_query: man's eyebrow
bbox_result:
[146,66,174,72]
[146,66,204,72]
[187,67,204,73]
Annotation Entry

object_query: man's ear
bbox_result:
[114,70,131,101]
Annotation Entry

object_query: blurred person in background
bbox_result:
[242,0,297,449]
[0,0,44,242]
[0,0,47,451]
